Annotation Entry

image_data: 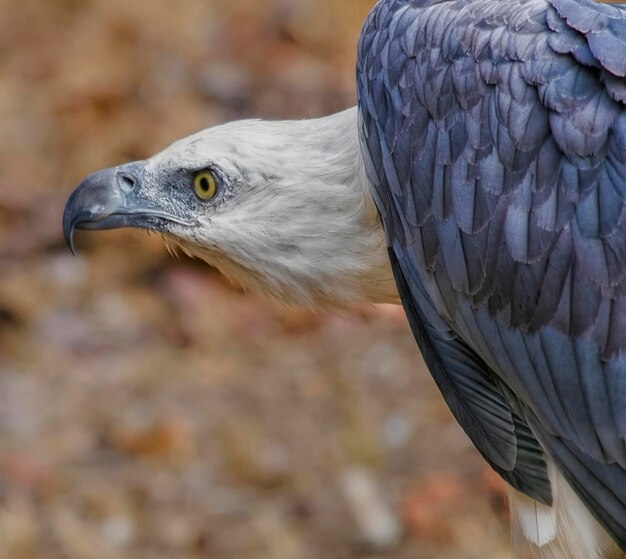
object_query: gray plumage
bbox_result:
[357,0,626,549]
[63,0,626,555]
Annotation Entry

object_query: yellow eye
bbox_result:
[193,170,218,200]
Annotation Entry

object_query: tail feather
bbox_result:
[508,465,624,559]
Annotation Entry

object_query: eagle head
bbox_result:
[63,108,397,307]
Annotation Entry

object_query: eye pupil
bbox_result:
[200,178,209,191]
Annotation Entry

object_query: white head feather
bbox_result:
[148,107,398,307]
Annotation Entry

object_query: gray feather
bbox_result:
[358,0,626,548]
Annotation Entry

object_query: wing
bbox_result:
[357,0,626,546]
[390,248,552,503]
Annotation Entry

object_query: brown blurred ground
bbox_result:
[0,1,510,558]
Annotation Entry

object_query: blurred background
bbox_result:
[0,1,510,558]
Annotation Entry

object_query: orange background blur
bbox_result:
[0,1,509,558]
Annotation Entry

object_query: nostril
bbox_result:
[118,172,137,192]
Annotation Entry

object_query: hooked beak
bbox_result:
[63,161,194,253]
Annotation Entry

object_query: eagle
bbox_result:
[63,0,626,557]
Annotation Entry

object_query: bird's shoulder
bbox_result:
[358,0,626,353]
[357,0,626,546]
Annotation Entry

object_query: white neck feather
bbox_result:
[171,107,398,308]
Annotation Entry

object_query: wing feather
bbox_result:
[358,0,626,547]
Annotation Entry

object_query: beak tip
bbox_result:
[62,206,78,255]
[67,237,76,256]
[63,225,77,255]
